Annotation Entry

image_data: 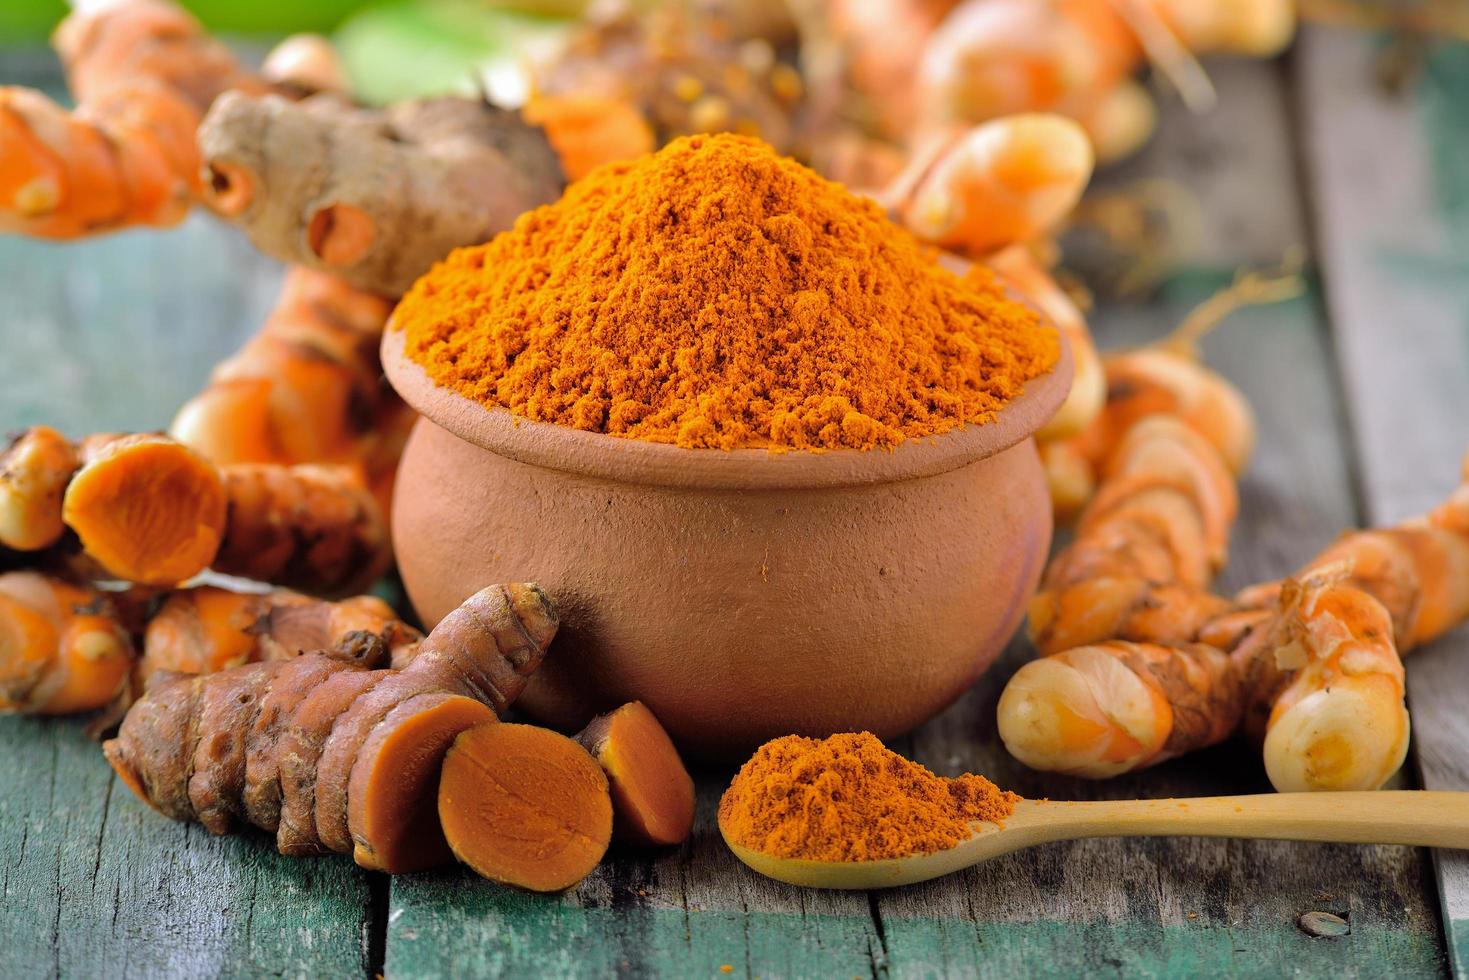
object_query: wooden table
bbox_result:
[2,27,1467,978]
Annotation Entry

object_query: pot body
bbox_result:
[393,417,1052,758]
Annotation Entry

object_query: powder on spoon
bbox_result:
[395,133,1058,451]
[718,732,1020,861]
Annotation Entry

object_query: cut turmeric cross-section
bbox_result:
[439,722,613,892]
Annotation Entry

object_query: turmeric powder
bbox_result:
[718,732,1018,861]
[396,134,1059,452]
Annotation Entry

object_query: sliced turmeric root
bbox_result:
[346,692,496,873]
[63,434,227,586]
[577,701,695,847]
[439,722,613,892]
[187,662,277,834]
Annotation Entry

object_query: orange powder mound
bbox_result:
[717,732,1020,861]
[395,133,1058,451]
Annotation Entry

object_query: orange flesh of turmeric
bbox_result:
[438,722,613,892]
[63,436,227,585]
[348,692,496,874]
[578,702,695,847]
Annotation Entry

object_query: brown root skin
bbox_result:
[187,662,276,834]
[104,674,205,821]
[348,693,496,873]
[62,434,228,586]
[197,92,564,295]
[0,426,79,551]
[404,583,558,714]
[440,722,613,892]
[275,667,385,855]
[0,571,134,716]
[212,464,391,596]
[241,654,355,832]
[577,702,695,847]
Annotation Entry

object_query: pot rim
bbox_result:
[382,322,1073,491]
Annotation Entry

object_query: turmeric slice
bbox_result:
[347,693,496,873]
[0,426,79,551]
[576,701,695,848]
[0,571,133,715]
[62,433,228,587]
[439,722,613,892]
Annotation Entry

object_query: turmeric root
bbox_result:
[0,0,263,238]
[997,639,1246,778]
[440,722,613,892]
[0,426,79,551]
[38,425,390,593]
[211,465,390,596]
[886,115,1094,257]
[522,94,657,182]
[62,433,229,587]
[1000,462,1469,790]
[577,701,695,848]
[985,245,1105,443]
[169,267,412,517]
[141,586,420,685]
[197,92,564,295]
[0,571,133,715]
[105,583,558,870]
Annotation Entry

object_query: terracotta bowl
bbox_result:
[382,328,1072,758]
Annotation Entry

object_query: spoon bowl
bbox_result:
[723,792,1469,890]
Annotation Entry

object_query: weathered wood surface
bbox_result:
[1297,25,1469,979]
[0,40,1465,980]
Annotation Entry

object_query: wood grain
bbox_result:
[1296,25,1469,978]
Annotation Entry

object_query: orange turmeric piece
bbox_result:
[718,732,1018,861]
[212,464,390,596]
[141,586,419,685]
[170,267,412,519]
[0,571,133,715]
[0,426,79,551]
[523,94,656,182]
[576,701,695,847]
[396,133,1058,451]
[62,433,228,587]
[348,692,496,873]
[439,722,614,892]
[0,0,263,238]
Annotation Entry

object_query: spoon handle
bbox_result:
[1036,791,1469,849]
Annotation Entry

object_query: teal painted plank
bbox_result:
[386,788,885,978]
[1296,26,1469,979]
[0,716,374,978]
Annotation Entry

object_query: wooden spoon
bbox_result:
[723,792,1469,890]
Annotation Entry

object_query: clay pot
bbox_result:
[382,329,1072,758]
